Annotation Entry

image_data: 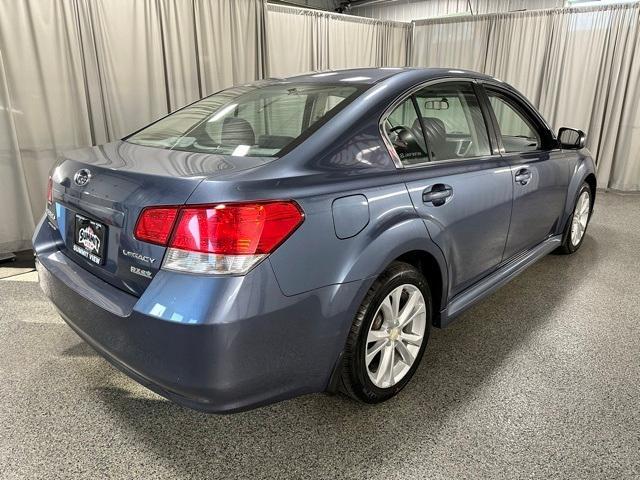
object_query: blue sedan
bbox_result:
[34,68,596,412]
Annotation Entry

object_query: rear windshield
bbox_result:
[126,83,364,157]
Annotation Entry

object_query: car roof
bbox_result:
[276,67,498,85]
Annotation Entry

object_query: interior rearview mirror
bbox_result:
[558,127,586,149]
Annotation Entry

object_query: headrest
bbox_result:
[221,117,255,147]
[413,117,447,142]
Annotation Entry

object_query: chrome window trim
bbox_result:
[380,120,405,169]
[378,77,489,170]
[401,153,498,169]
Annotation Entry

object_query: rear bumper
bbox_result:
[34,217,366,413]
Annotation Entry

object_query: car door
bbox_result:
[481,84,570,260]
[385,80,514,298]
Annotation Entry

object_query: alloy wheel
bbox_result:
[570,190,590,247]
[365,284,427,388]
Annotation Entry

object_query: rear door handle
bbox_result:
[422,184,453,206]
[514,168,532,185]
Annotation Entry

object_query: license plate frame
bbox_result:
[73,214,107,265]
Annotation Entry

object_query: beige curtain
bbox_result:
[266,4,327,76]
[326,15,380,70]
[484,11,554,106]
[0,0,90,251]
[475,0,565,14]
[379,19,412,67]
[158,0,201,110]
[412,3,640,191]
[412,16,492,71]
[77,0,169,141]
[266,3,411,76]
[602,14,640,191]
[327,14,411,69]
[351,0,470,22]
[0,51,33,253]
[350,0,565,23]
[195,0,267,97]
[542,6,640,191]
[0,0,267,252]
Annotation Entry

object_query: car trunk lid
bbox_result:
[48,141,272,296]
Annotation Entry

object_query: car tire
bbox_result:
[556,182,592,254]
[339,261,432,404]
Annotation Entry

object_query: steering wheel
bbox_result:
[387,125,413,145]
[389,125,409,134]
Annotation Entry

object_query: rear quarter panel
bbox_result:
[267,180,448,299]
[185,116,450,304]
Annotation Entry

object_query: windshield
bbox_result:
[126,83,364,157]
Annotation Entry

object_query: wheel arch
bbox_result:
[584,173,597,211]
[560,155,597,234]
[394,250,445,327]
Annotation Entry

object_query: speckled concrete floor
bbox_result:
[0,192,639,480]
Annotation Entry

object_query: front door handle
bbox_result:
[515,168,532,185]
[423,184,453,206]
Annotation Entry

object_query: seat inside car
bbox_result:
[413,116,448,161]
[221,117,256,146]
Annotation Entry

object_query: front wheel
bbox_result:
[557,182,592,254]
[339,262,431,403]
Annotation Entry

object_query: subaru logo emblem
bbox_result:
[74,169,91,187]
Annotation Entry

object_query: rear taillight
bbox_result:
[134,207,179,246]
[47,177,53,204]
[135,201,304,275]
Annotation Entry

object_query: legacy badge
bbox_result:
[122,249,156,264]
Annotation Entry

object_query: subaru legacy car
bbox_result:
[34,68,595,412]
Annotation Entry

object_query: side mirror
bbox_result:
[558,127,586,149]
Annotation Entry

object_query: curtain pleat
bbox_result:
[412,3,640,191]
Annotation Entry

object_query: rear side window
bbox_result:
[486,90,542,153]
[414,82,491,162]
[126,83,364,157]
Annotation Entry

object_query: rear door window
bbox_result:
[413,82,492,162]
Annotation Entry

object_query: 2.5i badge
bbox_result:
[130,266,153,279]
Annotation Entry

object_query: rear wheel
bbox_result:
[340,262,431,403]
[557,182,591,254]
